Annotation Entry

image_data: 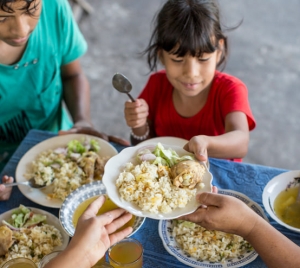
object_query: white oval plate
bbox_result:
[102,143,213,220]
[262,170,300,233]
[159,189,268,267]
[139,137,210,170]
[0,207,69,252]
[59,181,145,237]
[15,134,118,208]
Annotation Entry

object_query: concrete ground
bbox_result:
[76,0,300,170]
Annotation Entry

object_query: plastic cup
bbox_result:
[1,257,37,268]
[108,238,143,268]
[38,251,62,268]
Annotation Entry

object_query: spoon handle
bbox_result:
[127,93,135,102]
[3,181,29,187]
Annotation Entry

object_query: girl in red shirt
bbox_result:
[124,0,256,162]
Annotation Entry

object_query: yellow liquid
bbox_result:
[2,263,36,268]
[109,241,143,268]
[274,186,300,228]
[73,195,135,232]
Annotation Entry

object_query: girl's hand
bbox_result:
[184,136,208,162]
[0,176,13,201]
[178,192,258,238]
[124,99,149,128]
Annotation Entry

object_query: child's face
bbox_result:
[160,43,223,97]
[0,0,41,47]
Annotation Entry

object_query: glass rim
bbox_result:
[108,238,143,266]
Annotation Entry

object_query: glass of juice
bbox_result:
[108,238,143,268]
[1,258,37,268]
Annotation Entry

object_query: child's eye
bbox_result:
[171,58,183,63]
[198,57,210,62]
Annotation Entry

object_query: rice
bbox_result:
[173,221,253,262]
[116,161,201,213]
[0,224,62,266]
[25,149,110,201]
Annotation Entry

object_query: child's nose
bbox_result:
[10,16,30,38]
[183,59,200,78]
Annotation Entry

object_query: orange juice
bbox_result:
[109,238,143,268]
[73,195,135,231]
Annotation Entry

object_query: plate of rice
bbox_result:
[0,206,69,266]
[102,143,213,220]
[158,189,269,267]
[16,134,118,208]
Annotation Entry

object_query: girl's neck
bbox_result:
[172,85,210,118]
[0,41,27,65]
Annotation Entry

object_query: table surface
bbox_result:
[1,129,299,268]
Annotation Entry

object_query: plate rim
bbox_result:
[158,189,266,268]
[0,206,69,254]
[59,181,146,237]
[102,142,213,220]
[262,170,300,233]
[15,134,118,208]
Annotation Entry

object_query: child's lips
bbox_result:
[10,36,28,44]
[181,82,200,89]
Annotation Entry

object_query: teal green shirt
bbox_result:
[0,0,88,172]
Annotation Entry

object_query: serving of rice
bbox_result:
[173,220,253,263]
[0,224,62,266]
[25,149,110,201]
[116,161,205,214]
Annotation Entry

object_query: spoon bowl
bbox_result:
[3,177,52,189]
[112,73,135,102]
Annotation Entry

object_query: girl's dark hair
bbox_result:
[0,0,37,13]
[144,0,240,71]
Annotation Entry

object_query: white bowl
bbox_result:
[262,170,300,233]
[102,143,213,220]
[59,181,145,237]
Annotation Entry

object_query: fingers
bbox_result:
[109,226,133,246]
[98,208,130,227]
[178,207,206,222]
[212,186,218,193]
[79,196,106,222]
[196,192,222,207]
[0,176,14,201]
[108,136,131,146]
[105,212,133,234]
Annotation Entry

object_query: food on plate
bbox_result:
[116,143,205,214]
[274,177,300,228]
[73,195,136,231]
[172,220,253,262]
[24,138,111,200]
[0,226,13,256]
[170,160,205,189]
[0,205,62,266]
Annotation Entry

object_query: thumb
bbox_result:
[197,192,221,207]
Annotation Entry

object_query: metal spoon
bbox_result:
[112,73,135,102]
[3,177,52,189]
[283,184,300,220]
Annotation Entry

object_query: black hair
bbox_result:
[0,0,38,14]
[144,0,240,71]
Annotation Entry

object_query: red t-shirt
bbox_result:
[139,70,256,161]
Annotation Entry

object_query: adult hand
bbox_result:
[178,192,258,238]
[59,126,130,146]
[56,196,133,268]
[184,135,208,163]
[124,99,149,129]
[0,176,13,201]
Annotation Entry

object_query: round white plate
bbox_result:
[140,137,210,170]
[159,189,268,268]
[102,143,213,220]
[59,181,145,237]
[262,170,300,233]
[0,207,69,251]
[15,134,118,208]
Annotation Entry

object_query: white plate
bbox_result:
[15,134,118,208]
[140,137,210,170]
[0,207,69,251]
[159,189,268,268]
[139,137,188,147]
[102,143,213,220]
[59,181,145,237]
[262,170,300,233]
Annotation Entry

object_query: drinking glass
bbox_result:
[38,251,62,268]
[1,258,37,268]
[108,238,143,268]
